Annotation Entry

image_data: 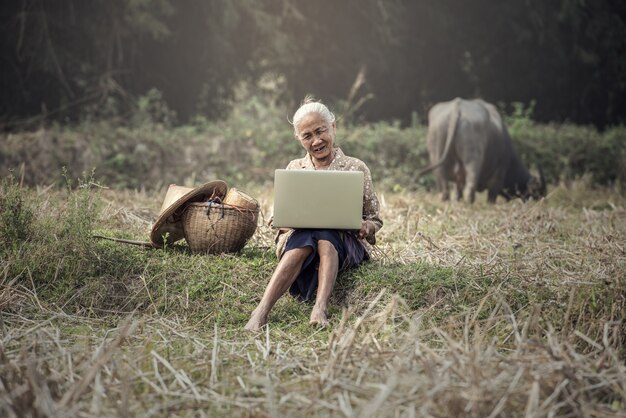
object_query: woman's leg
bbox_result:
[245,246,312,331]
[310,239,339,326]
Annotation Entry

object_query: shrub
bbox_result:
[341,120,431,191]
[505,102,626,186]
[0,170,107,309]
[0,173,34,252]
[0,92,624,191]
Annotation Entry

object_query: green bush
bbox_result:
[505,102,626,186]
[0,171,107,305]
[0,174,34,252]
[0,91,624,191]
[340,120,431,191]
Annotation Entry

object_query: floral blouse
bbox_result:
[274,147,383,258]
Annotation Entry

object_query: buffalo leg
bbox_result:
[454,163,465,201]
[463,184,476,204]
[463,163,479,203]
[486,167,506,204]
[434,168,450,201]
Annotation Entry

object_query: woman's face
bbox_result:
[295,112,336,161]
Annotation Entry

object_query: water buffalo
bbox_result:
[420,98,546,203]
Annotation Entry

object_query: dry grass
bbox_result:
[1,182,625,417]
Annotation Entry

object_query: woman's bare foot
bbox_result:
[309,306,329,327]
[244,310,268,332]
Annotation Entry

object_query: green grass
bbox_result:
[1,166,625,416]
[1,87,623,415]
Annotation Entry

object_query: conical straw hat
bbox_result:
[150,180,227,247]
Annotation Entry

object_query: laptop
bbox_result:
[272,169,364,230]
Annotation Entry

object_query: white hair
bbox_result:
[291,95,335,135]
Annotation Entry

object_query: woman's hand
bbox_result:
[358,220,374,240]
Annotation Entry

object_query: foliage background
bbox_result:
[1,0,625,128]
[1,84,624,192]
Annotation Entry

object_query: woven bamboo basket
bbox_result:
[223,188,260,211]
[182,202,259,254]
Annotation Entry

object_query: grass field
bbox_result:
[1,176,625,417]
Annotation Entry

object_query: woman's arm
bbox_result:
[360,164,383,243]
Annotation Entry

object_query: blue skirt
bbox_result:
[283,229,366,301]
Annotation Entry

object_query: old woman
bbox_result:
[245,96,382,331]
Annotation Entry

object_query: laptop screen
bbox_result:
[272,169,364,230]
